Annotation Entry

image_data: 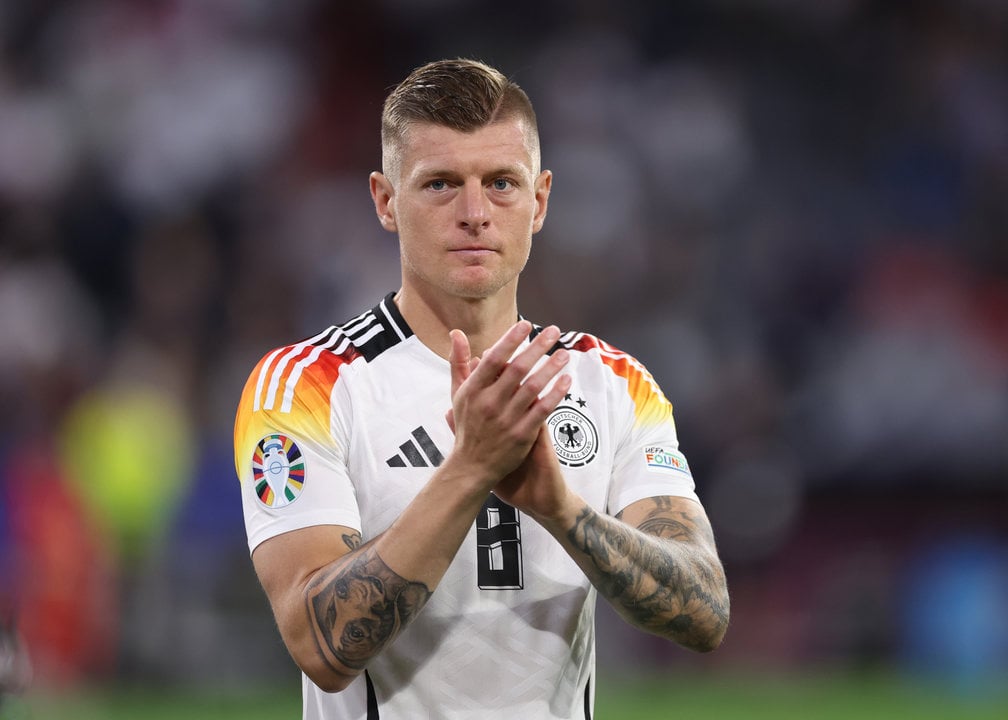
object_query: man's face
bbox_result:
[372,117,551,301]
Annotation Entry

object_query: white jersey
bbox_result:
[234,294,699,719]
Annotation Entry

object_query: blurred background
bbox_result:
[1,0,1006,717]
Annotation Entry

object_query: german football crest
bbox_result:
[252,434,306,508]
[547,398,598,467]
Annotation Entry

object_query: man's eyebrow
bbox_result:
[484,165,525,177]
[412,165,527,183]
[412,166,461,181]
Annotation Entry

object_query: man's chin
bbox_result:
[445,272,510,299]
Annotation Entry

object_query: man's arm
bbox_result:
[495,434,729,652]
[253,525,409,692]
[250,321,572,692]
[567,495,729,651]
[251,460,489,694]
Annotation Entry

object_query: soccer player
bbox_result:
[234,58,729,719]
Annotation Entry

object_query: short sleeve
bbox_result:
[601,349,700,515]
[233,340,362,554]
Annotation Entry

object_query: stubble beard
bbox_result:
[401,247,529,302]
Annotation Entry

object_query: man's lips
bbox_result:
[450,246,497,256]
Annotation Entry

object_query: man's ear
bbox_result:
[370,171,397,232]
[531,169,552,234]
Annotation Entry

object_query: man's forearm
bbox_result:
[560,500,729,652]
[304,538,432,677]
[297,461,492,689]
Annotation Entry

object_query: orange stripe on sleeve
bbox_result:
[570,334,672,428]
[234,342,359,480]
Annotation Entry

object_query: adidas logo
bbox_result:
[386,426,445,468]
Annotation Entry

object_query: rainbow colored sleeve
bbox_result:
[569,334,673,429]
[233,341,356,483]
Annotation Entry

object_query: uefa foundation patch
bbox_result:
[643,446,691,476]
[252,434,306,508]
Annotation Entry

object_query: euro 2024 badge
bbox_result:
[547,395,598,467]
[252,434,306,508]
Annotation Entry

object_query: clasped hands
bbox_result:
[445,320,573,521]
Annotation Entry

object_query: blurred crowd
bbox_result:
[1,0,1006,699]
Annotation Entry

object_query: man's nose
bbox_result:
[457,182,489,231]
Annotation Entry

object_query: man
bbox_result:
[234,58,729,719]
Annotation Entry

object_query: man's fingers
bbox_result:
[468,320,534,386]
[536,370,573,414]
[507,374,573,444]
[449,329,472,397]
[498,324,562,395]
[452,321,569,438]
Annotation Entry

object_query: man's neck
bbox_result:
[394,287,521,360]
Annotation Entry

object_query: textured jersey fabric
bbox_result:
[234,293,699,719]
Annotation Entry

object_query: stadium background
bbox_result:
[1,1,1006,717]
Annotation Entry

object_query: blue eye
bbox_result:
[429,179,447,191]
[492,178,512,191]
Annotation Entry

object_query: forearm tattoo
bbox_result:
[571,498,729,650]
[304,532,432,672]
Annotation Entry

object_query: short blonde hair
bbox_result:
[380,58,540,180]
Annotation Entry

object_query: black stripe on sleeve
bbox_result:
[365,670,379,719]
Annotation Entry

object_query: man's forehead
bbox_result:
[399,119,539,172]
